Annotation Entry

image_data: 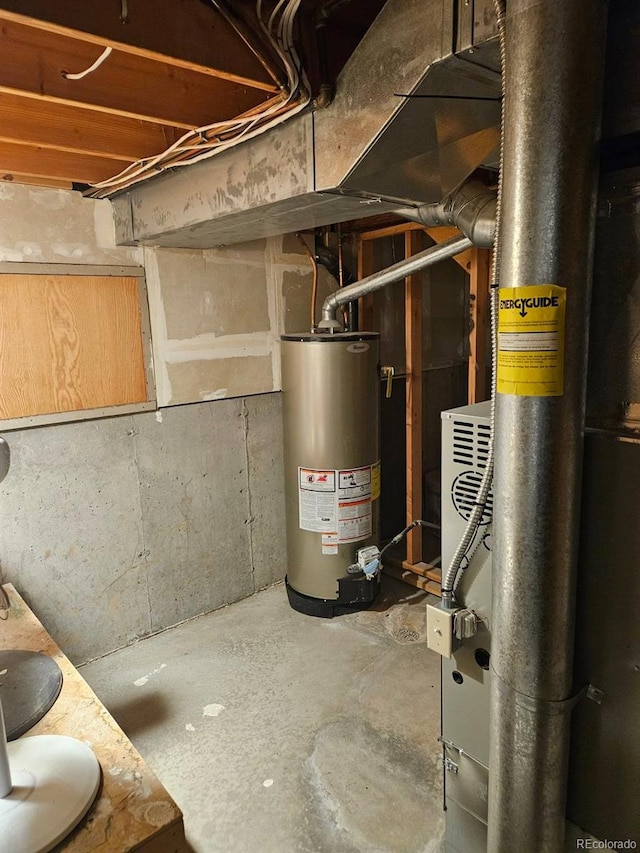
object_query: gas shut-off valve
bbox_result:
[426,604,481,658]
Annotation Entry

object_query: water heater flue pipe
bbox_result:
[318,234,472,330]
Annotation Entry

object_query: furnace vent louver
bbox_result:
[452,421,491,467]
[451,420,493,524]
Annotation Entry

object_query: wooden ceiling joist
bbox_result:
[0,93,182,162]
[0,141,130,184]
[0,20,272,128]
[0,174,72,190]
[0,0,386,190]
[0,1,278,91]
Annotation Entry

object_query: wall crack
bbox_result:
[240,399,256,591]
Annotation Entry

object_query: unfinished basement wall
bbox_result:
[144,232,335,406]
[0,184,323,663]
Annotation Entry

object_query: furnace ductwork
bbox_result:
[395,180,497,248]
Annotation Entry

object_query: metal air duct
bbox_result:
[395,179,497,248]
[111,0,502,249]
[488,0,608,850]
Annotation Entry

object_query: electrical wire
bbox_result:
[440,0,506,607]
[62,46,113,80]
[87,1,310,197]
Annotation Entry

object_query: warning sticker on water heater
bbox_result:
[497,284,566,397]
[321,532,339,556]
[298,465,373,543]
[337,466,372,543]
[298,468,336,533]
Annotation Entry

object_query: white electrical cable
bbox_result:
[88,1,309,196]
[88,92,290,189]
[63,47,113,80]
[268,0,290,33]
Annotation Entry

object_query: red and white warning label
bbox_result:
[299,468,336,533]
[321,532,339,555]
[338,466,371,497]
[337,466,372,541]
[299,469,335,492]
[299,465,374,543]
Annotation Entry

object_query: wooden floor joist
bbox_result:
[0,20,271,129]
[0,2,277,90]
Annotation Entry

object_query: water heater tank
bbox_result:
[281,332,381,617]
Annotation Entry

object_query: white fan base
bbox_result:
[0,734,101,853]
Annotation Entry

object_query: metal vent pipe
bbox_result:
[317,178,497,330]
[318,234,472,330]
[488,0,608,850]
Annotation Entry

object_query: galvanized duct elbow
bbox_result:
[396,179,497,248]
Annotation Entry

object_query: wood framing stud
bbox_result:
[405,229,425,565]
[423,225,474,272]
[402,560,442,584]
[357,237,375,330]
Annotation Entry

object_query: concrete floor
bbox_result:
[81,578,444,853]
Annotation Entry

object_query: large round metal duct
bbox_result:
[488,0,608,849]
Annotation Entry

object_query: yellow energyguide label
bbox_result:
[497,284,567,396]
[371,461,381,501]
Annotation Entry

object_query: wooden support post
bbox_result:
[468,248,491,403]
[357,236,375,330]
[405,230,424,565]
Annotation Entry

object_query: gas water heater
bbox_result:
[281,332,381,616]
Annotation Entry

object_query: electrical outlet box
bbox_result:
[427,603,455,658]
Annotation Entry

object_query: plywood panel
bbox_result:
[1,584,185,850]
[0,274,147,419]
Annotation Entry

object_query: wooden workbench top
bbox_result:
[1,584,185,853]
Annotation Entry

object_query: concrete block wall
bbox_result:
[0,184,328,662]
[0,182,143,267]
[145,232,334,406]
[0,395,284,664]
